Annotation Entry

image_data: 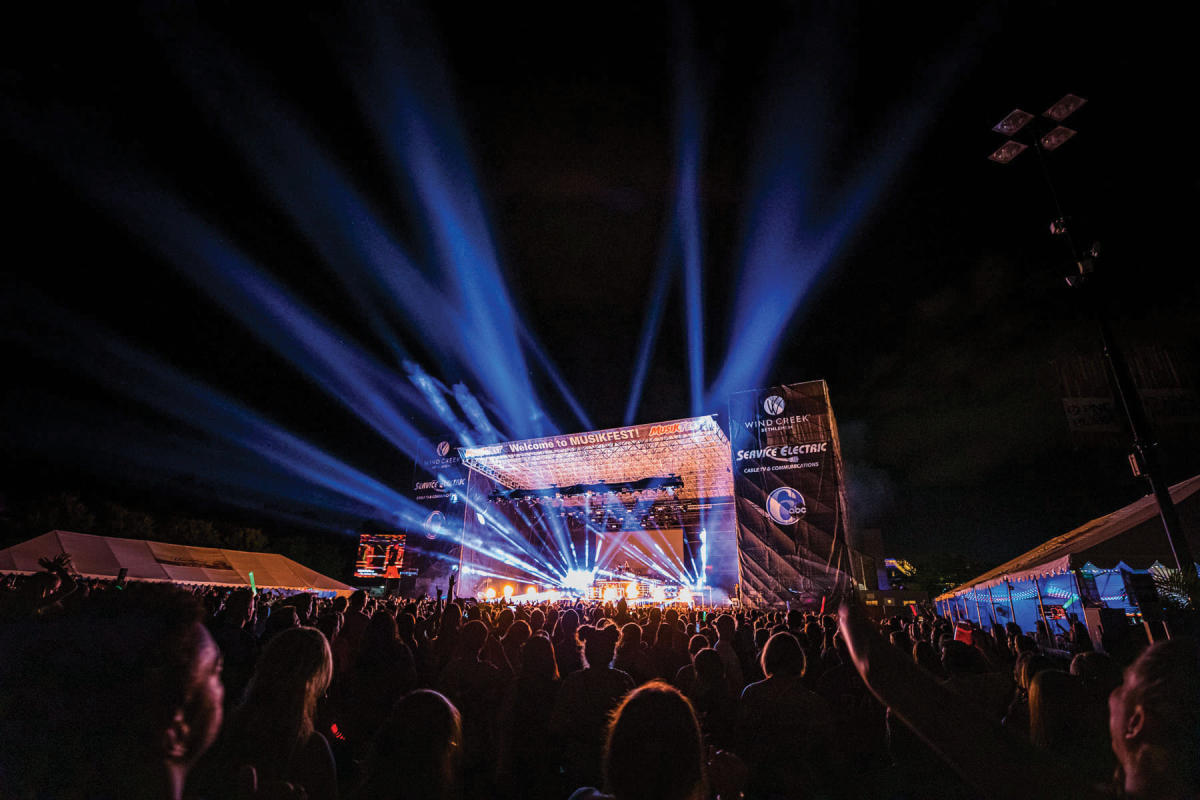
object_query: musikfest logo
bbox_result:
[424,510,445,540]
[766,486,806,525]
[763,395,785,416]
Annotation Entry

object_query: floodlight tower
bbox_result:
[989,94,1195,573]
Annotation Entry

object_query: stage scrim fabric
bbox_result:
[729,380,855,607]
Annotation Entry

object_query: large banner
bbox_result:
[729,380,855,607]
[402,435,467,597]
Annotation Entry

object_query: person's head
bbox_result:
[693,648,725,686]
[1018,653,1054,691]
[521,633,559,681]
[529,607,546,633]
[604,682,703,800]
[503,619,531,646]
[223,588,255,627]
[617,622,642,652]
[1071,651,1122,701]
[558,607,579,637]
[237,627,332,743]
[913,639,941,674]
[262,605,299,642]
[349,589,368,613]
[715,614,736,640]
[440,602,462,636]
[1108,637,1200,794]
[363,690,462,800]
[761,631,806,678]
[581,623,620,669]
[316,610,343,644]
[1029,669,1085,750]
[459,619,489,658]
[687,634,708,661]
[396,611,416,641]
[0,584,223,798]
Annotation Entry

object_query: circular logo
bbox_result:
[763,395,785,416]
[424,510,445,540]
[766,486,806,525]
[437,441,451,457]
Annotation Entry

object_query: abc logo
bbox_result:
[763,395,785,416]
[766,486,806,525]
[437,441,451,457]
[424,510,446,540]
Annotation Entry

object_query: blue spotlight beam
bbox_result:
[337,2,550,438]
[671,1,707,417]
[705,11,982,408]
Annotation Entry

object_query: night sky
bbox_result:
[2,2,1196,565]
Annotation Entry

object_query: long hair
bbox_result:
[354,690,462,800]
[225,626,333,775]
[604,681,703,800]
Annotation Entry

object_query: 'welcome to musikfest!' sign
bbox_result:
[729,380,855,607]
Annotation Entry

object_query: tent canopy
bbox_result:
[939,475,1200,599]
[0,530,352,595]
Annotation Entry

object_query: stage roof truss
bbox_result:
[459,415,734,501]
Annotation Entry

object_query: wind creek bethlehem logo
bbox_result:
[763,395,786,416]
[766,486,806,525]
[424,510,445,540]
[437,441,451,457]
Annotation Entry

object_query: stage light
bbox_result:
[526,586,536,598]
[651,586,667,602]
[626,582,639,600]
[485,587,497,599]
[503,584,514,598]
[603,586,619,602]
[563,569,594,591]
[678,589,693,604]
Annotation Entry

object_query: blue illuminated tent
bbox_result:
[935,475,1200,634]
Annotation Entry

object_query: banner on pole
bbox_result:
[728,380,855,607]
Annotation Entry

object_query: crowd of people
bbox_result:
[2,557,1199,800]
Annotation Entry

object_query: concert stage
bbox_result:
[400,381,865,608]
[455,414,740,603]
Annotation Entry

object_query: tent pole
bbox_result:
[973,589,983,624]
[987,584,1000,628]
[1006,578,1018,627]
[1033,576,1053,649]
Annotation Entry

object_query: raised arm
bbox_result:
[837,602,1097,800]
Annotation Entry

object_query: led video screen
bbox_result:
[354,532,407,579]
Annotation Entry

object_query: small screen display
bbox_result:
[354,533,406,579]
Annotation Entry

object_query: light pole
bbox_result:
[989,94,1195,574]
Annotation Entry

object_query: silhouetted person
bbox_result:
[196,626,336,799]
[552,624,633,790]
[0,583,223,799]
[351,690,462,800]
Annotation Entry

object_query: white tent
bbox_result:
[934,475,1200,631]
[0,530,352,595]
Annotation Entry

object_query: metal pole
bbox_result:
[987,584,1000,627]
[1006,579,1018,628]
[1056,218,1193,573]
[973,589,983,625]
[1033,576,1053,649]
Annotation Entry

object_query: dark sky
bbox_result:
[2,2,1196,563]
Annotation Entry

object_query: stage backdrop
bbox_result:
[729,380,856,607]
